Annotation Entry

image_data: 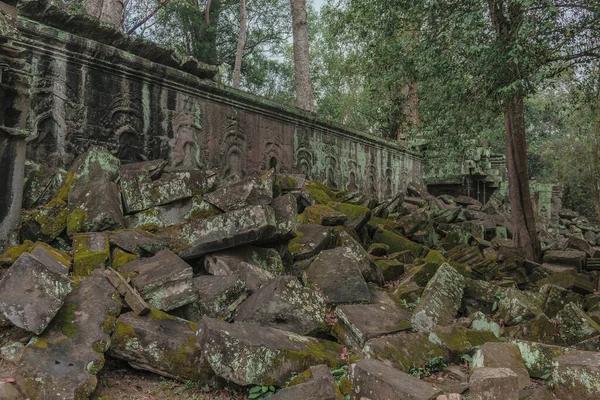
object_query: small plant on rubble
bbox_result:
[248,385,276,399]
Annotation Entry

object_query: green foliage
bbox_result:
[248,385,276,399]
[408,355,448,378]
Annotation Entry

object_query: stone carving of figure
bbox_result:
[169,111,200,169]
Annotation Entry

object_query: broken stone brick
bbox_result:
[469,367,519,400]
[552,350,600,399]
[304,247,371,305]
[0,253,72,335]
[173,275,247,321]
[503,314,556,344]
[288,224,336,261]
[28,241,70,275]
[270,364,340,400]
[350,359,442,400]
[234,276,327,336]
[72,231,110,277]
[330,202,372,232]
[15,269,121,399]
[542,250,586,272]
[108,228,169,256]
[69,146,121,184]
[109,310,212,381]
[272,193,298,240]
[538,283,582,318]
[103,267,150,316]
[203,173,273,212]
[119,249,196,311]
[196,317,342,386]
[536,270,595,295]
[411,263,465,333]
[67,178,124,236]
[161,205,277,259]
[471,342,530,390]
[373,227,429,258]
[494,287,543,326]
[333,302,412,350]
[204,245,283,291]
[337,229,384,286]
[429,325,498,362]
[363,332,445,373]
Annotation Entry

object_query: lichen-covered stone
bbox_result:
[234,276,327,336]
[350,359,442,400]
[304,247,371,305]
[161,205,278,259]
[536,271,595,295]
[173,274,247,321]
[470,311,501,338]
[555,302,600,346]
[119,249,196,311]
[334,302,412,350]
[373,227,429,258]
[109,310,212,380]
[69,145,120,184]
[0,253,72,335]
[411,263,465,333]
[504,314,556,344]
[329,202,371,232]
[552,350,600,399]
[494,287,543,327]
[363,332,445,372]
[272,193,298,240]
[110,248,139,269]
[72,232,110,277]
[374,258,405,281]
[429,326,497,362]
[15,269,121,400]
[508,339,570,379]
[29,241,71,275]
[197,317,342,386]
[471,342,530,390]
[288,224,336,261]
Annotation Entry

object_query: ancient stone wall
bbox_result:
[4,15,422,200]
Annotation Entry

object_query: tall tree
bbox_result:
[290,0,314,111]
[232,0,247,88]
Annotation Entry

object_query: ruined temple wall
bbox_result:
[10,18,422,198]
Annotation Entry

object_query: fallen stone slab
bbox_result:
[333,303,412,350]
[538,283,582,318]
[508,339,570,378]
[469,367,519,400]
[363,332,445,373]
[330,202,371,232]
[203,173,273,212]
[304,247,371,305]
[429,325,498,361]
[338,230,384,286]
[536,271,595,295]
[411,263,465,333]
[504,314,556,344]
[15,269,122,400]
[72,231,110,277]
[111,247,139,269]
[103,267,150,315]
[0,252,72,335]
[174,275,247,321]
[120,167,192,213]
[197,317,342,386]
[161,205,277,259]
[204,245,283,291]
[69,145,121,183]
[119,249,196,311]
[108,229,169,256]
[28,241,71,274]
[288,224,336,261]
[471,342,530,390]
[109,310,212,381]
[555,302,600,346]
[234,276,327,336]
[552,350,600,399]
[67,178,124,236]
[270,365,340,400]
[350,359,443,400]
[373,227,429,258]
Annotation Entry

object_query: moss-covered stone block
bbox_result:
[555,302,600,346]
[373,227,429,258]
[72,232,110,277]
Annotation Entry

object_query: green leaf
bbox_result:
[269,386,276,392]
[262,386,269,393]
[249,386,263,394]
[249,394,262,399]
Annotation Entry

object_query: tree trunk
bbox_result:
[232,0,247,89]
[504,95,542,262]
[85,0,124,30]
[290,0,315,112]
[396,79,419,142]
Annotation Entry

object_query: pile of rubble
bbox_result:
[1,145,600,400]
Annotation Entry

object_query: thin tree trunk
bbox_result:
[290,0,315,112]
[232,0,247,89]
[504,95,542,262]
